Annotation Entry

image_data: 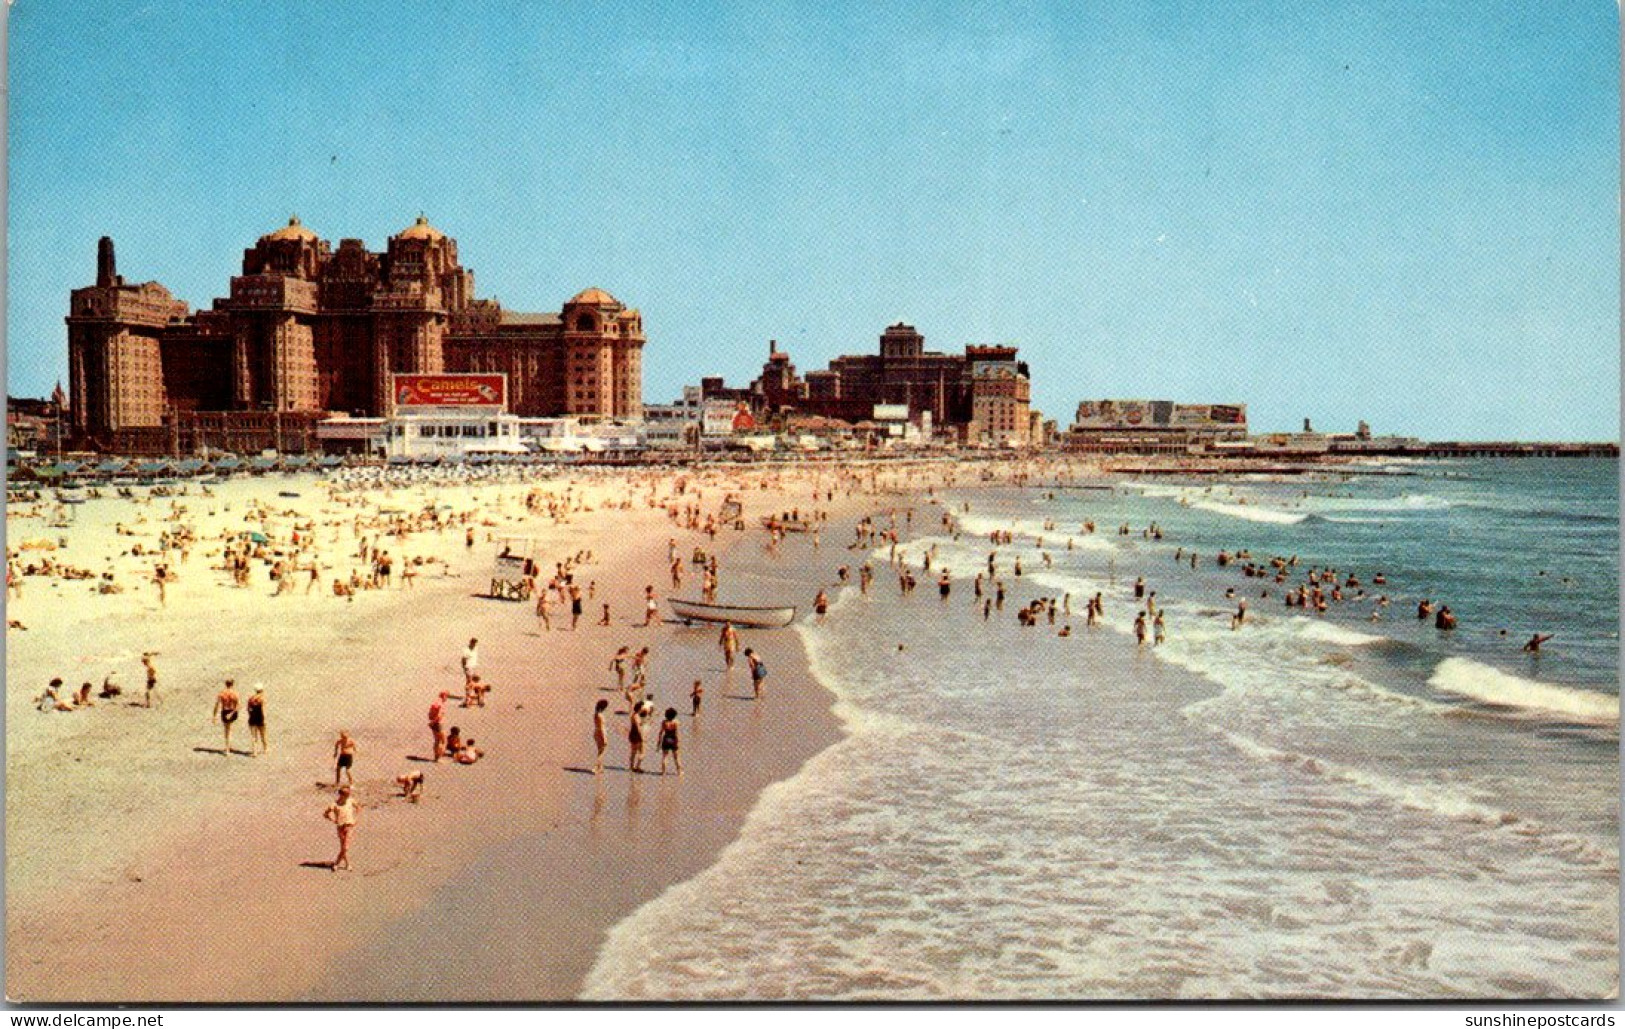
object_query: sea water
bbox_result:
[582,459,1618,1000]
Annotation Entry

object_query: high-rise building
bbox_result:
[745,324,1033,444]
[65,218,644,450]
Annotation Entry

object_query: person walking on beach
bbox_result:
[592,699,609,775]
[643,585,659,627]
[246,686,268,755]
[333,730,357,786]
[323,787,357,872]
[745,648,768,699]
[569,584,583,630]
[719,622,739,670]
[461,638,479,686]
[142,652,160,708]
[1153,611,1166,646]
[690,678,704,716]
[659,708,682,776]
[212,679,241,755]
[1134,612,1148,646]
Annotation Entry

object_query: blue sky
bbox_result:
[7,0,1619,439]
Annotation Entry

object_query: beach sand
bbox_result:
[6,464,866,1002]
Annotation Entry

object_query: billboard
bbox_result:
[701,401,754,437]
[1172,403,1247,426]
[393,374,507,411]
[1076,399,1246,430]
[1073,399,1161,428]
[872,404,910,422]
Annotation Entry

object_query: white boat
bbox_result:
[760,516,813,533]
[667,597,796,628]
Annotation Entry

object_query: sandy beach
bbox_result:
[8,455,1617,1002]
[5,461,895,1002]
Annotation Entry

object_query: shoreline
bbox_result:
[6,467,863,1002]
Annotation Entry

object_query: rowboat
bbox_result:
[667,597,796,628]
[760,516,813,533]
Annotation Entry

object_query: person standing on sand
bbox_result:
[659,708,682,776]
[569,584,583,630]
[535,586,552,630]
[142,652,159,708]
[745,648,768,699]
[627,704,646,773]
[609,647,630,692]
[720,622,739,670]
[212,680,241,754]
[461,638,479,686]
[247,686,268,754]
[333,730,357,785]
[323,787,357,872]
[690,678,704,716]
[592,699,609,774]
[643,585,659,627]
[429,692,449,762]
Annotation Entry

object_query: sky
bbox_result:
[5,0,1619,440]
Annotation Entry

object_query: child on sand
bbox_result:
[690,679,704,716]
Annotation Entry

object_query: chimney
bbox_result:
[97,236,118,287]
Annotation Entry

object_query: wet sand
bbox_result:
[6,467,859,1001]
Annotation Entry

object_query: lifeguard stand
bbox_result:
[489,535,540,601]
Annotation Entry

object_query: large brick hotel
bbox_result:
[66,217,643,451]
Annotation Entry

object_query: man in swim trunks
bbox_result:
[323,787,357,871]
[429,692,449,762]
[333,730,357,785]
[212,679,240,755]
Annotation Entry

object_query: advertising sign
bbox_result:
[701,401,748,437]
[1078,400,1246,429]
[1074,399,1159,428]
[872,404,910,422]
[393,374,507,411]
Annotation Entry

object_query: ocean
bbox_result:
[582,458,1619,1000]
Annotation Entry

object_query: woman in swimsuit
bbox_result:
[592,699,609,774]
[658,708,682,776]
[333,730,357,786]
[627,707,645,774]
[247,686,267,754]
